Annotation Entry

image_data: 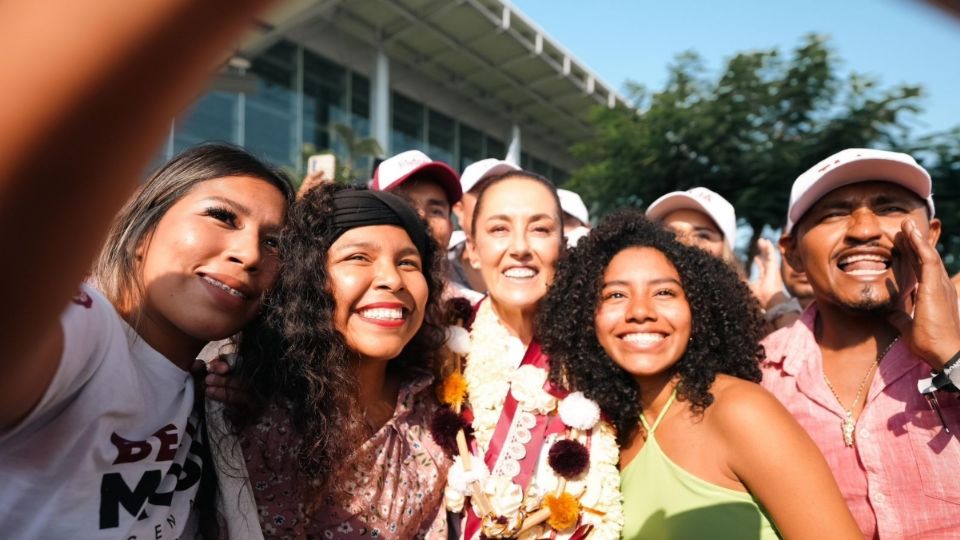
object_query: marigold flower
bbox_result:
[545,492,581,531]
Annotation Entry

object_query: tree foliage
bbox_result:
[565,34,954,263]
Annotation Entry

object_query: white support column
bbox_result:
[506,123,521,165]
[371,46,391,157]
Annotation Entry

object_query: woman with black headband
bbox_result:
[214,184,451,538]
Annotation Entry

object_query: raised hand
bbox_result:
[887,219,960,370]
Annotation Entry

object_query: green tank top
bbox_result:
[620,391,781,540]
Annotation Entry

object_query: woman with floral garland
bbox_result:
[436,171,623,540]
[538,210,860,539]
[216,183,452,538]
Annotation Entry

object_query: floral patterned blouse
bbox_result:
[239,371,450,539]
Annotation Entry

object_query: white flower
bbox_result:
[590,421,620,466]
[509,365,556,414]
[483,476,524,518]
[558,391,601,431]
[444,485,465,512]
[444,325,471,355]
[447,455,490,495]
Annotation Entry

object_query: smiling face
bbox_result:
[137,176,287,345]
[469,177,562,313]
[660,209,725,259]
[595,247,692,383]
[327,224,429,362]
[784,181,940,313]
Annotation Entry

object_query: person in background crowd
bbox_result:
[219,184,450,538]
[373,150,483,302]
[764,148,960,538]
[646,187,739,267]
[646,188,803,329]
[373,150,462,250]
[539,210,860,540]
[780,244,815,310]
[0,1,278,537]
[751,236,808,329]
[449,158,520,296]
[444,171,623,539]
[558,188,591,247]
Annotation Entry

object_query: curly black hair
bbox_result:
[228,182,447,497]
[538,209,765,445]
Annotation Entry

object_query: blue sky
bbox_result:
[512,0,960,136]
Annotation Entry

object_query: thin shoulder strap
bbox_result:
[638,388,678,434]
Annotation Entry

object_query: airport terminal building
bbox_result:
[163,0,628,181]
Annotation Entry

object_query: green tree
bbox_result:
[907,128,960,273]
[567,34,929,259]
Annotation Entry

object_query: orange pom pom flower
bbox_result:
[438,372,468,409]
[545,492,580,531]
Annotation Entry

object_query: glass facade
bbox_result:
[168,40,566,181]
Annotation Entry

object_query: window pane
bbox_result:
[245,41,298,169]
[427,110,455,166]
[352,73,371,137]
[459,124,483,170]
[392,92,424,153]
[173,91,238,152]
[302,50,347,156]
[485,137,506,160]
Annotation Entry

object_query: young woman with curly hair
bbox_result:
[539,210,860,540]
[218,183,451,539]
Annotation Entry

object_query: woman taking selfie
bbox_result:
[219,183,451,538]
[0,144,292,538]
[539,210,859,540]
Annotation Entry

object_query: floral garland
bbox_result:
[431,298,623,540]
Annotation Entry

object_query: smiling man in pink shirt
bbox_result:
[762,148,960,538]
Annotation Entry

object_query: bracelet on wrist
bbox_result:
[929,350,960,393]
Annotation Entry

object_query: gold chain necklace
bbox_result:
[822,336,899,447]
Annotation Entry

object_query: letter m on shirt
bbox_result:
[99,470,161,529]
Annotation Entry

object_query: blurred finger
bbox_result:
[207,356,232,375]
[904,219,941,268]
[205,386,229,403]
[205,373,230,389]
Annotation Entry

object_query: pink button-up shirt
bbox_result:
[761,304,960,539]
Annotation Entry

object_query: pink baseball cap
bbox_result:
[460,158,520,194]
[785,148,935,234]
[646,187,737,251]
[372,150,462,204]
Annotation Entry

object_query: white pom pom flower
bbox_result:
[444,325,471,355]
[447,455,490,495]
[558,391,601,430]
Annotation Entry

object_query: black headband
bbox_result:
[330,190,431,259]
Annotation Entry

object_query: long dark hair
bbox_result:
[538,209,765,445]
[229,182,447,498]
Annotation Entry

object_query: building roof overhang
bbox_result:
[237,0,632,161]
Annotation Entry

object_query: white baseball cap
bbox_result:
[558,189,590,226]
[460,158,520,194]
[646,187,737,251]
[785,148,935,234]
[372,150,462,204]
